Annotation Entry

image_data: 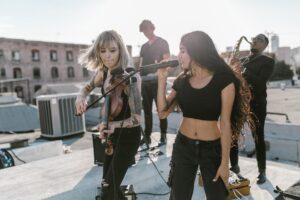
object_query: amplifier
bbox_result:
[92,133,105,165]
[92,133,136,166]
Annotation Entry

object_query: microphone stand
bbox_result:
[76,59,178,115]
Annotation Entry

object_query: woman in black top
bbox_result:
[75,30,142,200]
[157,31,254,200]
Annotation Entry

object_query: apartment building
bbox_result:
[0,38,91,103]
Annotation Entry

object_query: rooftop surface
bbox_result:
[0,132,299,200]
[266,88,300,124]
[0,88,300,200]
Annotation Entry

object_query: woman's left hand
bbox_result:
[213,164,229,189]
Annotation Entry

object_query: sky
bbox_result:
[0,0,299,56]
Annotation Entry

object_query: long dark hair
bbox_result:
[181,31,255,144]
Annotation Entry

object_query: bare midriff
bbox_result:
[179,117,221,140]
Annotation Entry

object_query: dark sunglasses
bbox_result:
[251,37,266,43]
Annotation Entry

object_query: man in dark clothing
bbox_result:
[230,34,275,184]
[139,19,170,146]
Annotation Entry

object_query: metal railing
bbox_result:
[267,112,291,123]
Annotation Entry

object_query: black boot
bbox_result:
[96,186,108,200]
[118,188,127,200]
[140,135,151,145]
[96,187,127,200]
[257,170,266,184]
[159,133,167,146]
[230,164,240,174]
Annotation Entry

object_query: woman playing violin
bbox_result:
[75,30,142,200]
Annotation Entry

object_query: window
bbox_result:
[51,67,59,78]
[33,68,41,79]
[67,66,75,78]
[0,87,8,93]
[13,68,22,78]
[66,51,73,61]
[83,68,89,77]
[14,86,24,98]
[32,50,40,61]
[0,68,6,77]
[12,51,20,61]
[0,49,3,58]
[50,50,58,61]
[34,85,42,92]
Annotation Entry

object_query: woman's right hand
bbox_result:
[75,98,87,115]
[157,59,171,80]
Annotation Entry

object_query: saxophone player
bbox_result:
[230,34,275,184]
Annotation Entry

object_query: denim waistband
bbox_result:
[177,131,221,147]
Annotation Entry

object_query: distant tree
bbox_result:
[296,67,300,77]
[270,61,293,81]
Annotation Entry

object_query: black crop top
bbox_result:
[172,72,235,121]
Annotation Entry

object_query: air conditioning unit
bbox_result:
[37,93,85,138]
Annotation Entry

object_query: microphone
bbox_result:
[140,60,179,71]
[111,60,179,76]
[140,60,179,75]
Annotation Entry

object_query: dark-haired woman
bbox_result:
[157,31,253,200]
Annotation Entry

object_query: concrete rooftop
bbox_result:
[1,88,300,200]
[0,132,299,200]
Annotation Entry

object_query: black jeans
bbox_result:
[142,80,168,136]
[252,100,267,172]
[101,126,141,200]
[230,99,267,173]
[169,132,228,200]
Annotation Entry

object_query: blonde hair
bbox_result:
[78,30,129,71]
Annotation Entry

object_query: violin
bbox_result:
[101,68,128,155]
[101,93,113,155]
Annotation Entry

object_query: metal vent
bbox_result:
[38,100,53,135]
[37,93,85,138]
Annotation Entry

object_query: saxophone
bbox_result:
[231,36,252,72]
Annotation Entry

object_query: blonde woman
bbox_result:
[75,30,142,200]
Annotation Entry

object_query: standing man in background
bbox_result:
[230,33,275,184]
[139,19,170,146]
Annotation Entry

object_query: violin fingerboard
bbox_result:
[102,95,111,128]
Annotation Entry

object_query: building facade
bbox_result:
[271,34,279,53]
[0,38,91,103]
[276,47,292,65]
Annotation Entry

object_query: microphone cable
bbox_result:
[5,131,27,164]
[135,128,171,197]
[8,148,26,164]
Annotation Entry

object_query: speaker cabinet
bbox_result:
[92,133,135,166]
[92,133,105,165]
